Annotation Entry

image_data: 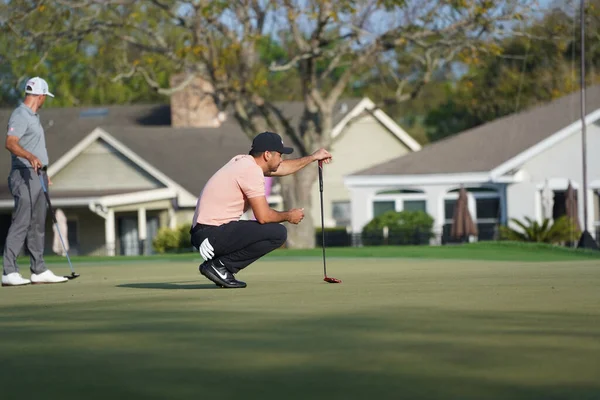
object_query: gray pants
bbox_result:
[2,168,48,275]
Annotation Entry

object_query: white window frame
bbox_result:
[370,193,428,220]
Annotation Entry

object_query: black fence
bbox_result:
[316,228,432,247]
[317,223,501,248]
[441,223,499,244]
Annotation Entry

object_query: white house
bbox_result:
[344,86,600,245]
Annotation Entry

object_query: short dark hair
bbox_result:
[249,149,265,157]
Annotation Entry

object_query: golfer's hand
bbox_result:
[199,238,214,261]
[312,148,332,164]
[27,155,42,172]
[288,208,304,224]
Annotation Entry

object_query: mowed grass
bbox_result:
[24,241,600,265]
[1,257,599,400]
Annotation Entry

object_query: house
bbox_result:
[344,86,600,245]
[0,78,420,255]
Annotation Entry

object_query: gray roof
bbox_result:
[352,86,600,176]
[0,99,362,200]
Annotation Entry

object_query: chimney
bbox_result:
[169,73,226,128]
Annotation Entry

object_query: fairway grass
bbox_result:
[1,258,599,399]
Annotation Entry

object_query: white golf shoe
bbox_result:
[31,270,68,284]
[2,272,31,287]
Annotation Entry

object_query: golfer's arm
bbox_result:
[248,196,291,224]
[269,154,316,177]
[5,136,34,160]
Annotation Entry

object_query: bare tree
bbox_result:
[5,0,533,248]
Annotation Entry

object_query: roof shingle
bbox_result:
[352,86,600,176]
[0,99,362,199]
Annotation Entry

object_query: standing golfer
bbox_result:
[2,77,68,286]
[191,131,332,288]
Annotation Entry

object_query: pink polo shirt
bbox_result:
[193,155,265,226]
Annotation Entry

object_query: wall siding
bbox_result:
[50,139,163,191]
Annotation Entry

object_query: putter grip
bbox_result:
[318,161,323,192]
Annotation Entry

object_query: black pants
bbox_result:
[190,221,287,273]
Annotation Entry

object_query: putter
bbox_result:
[37,170,80,280]
[318,160,341,284]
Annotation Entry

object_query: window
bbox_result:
[444,199,457,221]
[403,200,426,213]
[476,197,500,241]
[476,198,500,219]
[373,201,396,217]
[552,191,567,219]
[67,220,79,255]
[332,201,351,227]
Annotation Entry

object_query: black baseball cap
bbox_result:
[250,131,294,154]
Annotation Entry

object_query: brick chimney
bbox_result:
[169,73,226,128]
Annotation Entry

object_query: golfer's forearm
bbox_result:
[256,209,291,224]
[272,155,316,176]
[5,140,34,161]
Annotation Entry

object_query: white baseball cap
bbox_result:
[25,77,54,97]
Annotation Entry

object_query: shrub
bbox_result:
[499,216,580,244]
[361,210,434,246]
[177,223,193,252]
[315,227,351,247]
[153,223,194,253]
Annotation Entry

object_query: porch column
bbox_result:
[586,189,595,239]
[105,209,115,256]
[168,207,177,229]
[138,207,147,255]
[349,187,373,246]
[424,186,447,245]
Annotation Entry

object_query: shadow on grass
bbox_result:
[117,282,220,290]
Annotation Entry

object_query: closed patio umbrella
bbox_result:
[451,186,478,241]
[565,182,581,232]
[541,179,554,220]
[52,208,69,256]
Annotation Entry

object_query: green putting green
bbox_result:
[0,258,599,399]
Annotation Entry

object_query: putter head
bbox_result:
[64,273,80,280]
[324,276,342,284]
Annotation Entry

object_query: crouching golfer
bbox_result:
[190,131,332,288]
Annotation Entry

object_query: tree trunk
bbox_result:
[280,165,319,249]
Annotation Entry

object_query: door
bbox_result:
[119,217,139,256]
[145,216,159,255]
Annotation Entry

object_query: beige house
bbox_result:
[270,98,422,229]
[0,82,420,256]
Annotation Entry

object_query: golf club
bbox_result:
[37,170,80,280]
[318,160,341,284]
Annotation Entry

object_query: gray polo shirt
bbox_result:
[6,103,49,170]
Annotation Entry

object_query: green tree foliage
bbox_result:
[0,1,172,107]
[424,2,600,142]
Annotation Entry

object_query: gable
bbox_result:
[520,122,600,183]
[334,114,412,173]
[332,98,421,152]
[50,139,165,192]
